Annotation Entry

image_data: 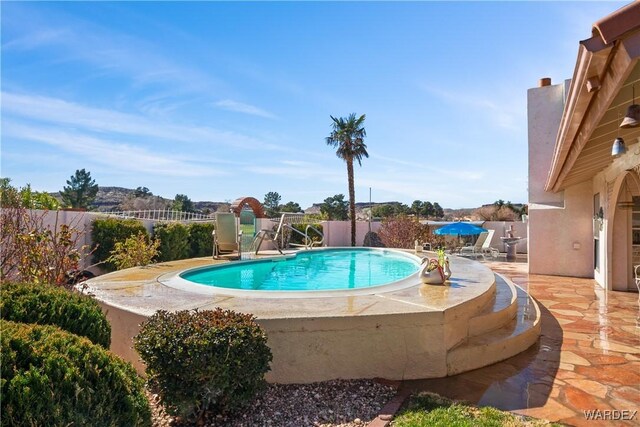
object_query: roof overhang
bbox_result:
[545,2,640,192]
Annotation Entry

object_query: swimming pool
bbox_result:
[165,248,421,297]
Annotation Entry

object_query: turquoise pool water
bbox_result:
[180,248,420,291]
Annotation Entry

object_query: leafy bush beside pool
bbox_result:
[134,308,272,420]
[0,282,111,348]
[92,217,149,271]
[1,320,151,427]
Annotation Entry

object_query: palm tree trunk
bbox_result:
[347,159,356,246]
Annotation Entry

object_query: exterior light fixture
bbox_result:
[612,137,627,156]
[620,84,639,128]
[613,110,627,157]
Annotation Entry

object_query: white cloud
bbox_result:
[2,5,222,95]
[214,99,277,119]
[2,28,71,51]
[244,160,338,180]
[3,120,226,177]
[419,84,521,131]
[2,92,279,150]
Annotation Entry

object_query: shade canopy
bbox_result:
[433,222,487,236]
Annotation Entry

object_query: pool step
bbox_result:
[467,274,518,337]
[447,281,541,376]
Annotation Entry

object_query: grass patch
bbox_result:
[392,392,561,427]
[240,223,256,235]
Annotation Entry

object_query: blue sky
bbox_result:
[1,1,627,209]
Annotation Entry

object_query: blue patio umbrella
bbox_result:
[434,222,487,247]
[434,222,487,237]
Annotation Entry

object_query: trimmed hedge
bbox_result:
[1,320,151,427]
[92,218,148,271]
[0,282,111,348]
[154,222,190,262]
[187,222,215,258]
[134,309,272,419]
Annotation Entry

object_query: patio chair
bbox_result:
[213,212,242,259]
[459,232,488,257]
[480,229,500,258]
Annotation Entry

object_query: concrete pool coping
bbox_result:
[83,249,539,383]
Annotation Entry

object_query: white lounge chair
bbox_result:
[481,229,499,258]
[212,212,242,259]
[459,232,489,257]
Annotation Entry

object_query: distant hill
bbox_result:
[49,186,519,219]
[50,186,229,213]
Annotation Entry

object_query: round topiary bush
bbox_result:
[0,282,111,348]
[134,308,272,419]
[1,320,151,427]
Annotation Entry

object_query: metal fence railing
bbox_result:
[104,209,215,222]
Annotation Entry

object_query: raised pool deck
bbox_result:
[83,250,540,383]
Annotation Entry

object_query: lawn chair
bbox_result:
[212,212,242,259]
[459,232,488,257]
[480,229,500,258]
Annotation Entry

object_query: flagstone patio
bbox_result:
[402,261,640,426]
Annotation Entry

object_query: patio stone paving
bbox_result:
[402,261,640,426]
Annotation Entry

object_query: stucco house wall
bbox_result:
[527,80,594,277]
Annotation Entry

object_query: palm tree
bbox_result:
[326,113,368,246]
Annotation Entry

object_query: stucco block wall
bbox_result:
[528,181,594,277]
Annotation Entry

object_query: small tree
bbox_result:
[60,169,98,209]
[172,194,194,212]
[320,194,349,220]
[134,187,153,197]
[1,208,90,288]
[432,202,444,219]
[411,200,424,220]
[107,232,160,270]
[422,201,434,219]
[263,191,281,217]
[378,215,441,249]
[280,201,302,213]
[1,178,59,210]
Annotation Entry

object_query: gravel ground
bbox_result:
[148,379,397,427]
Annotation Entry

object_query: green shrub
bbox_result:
[0,282,111,348]
[107,232,161,270]
[187,222,215,258]
[290,223,323,246]
[92,218,148,271]
[154,222,190,262]
[1,320,151,427]
[134,309,272,419]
